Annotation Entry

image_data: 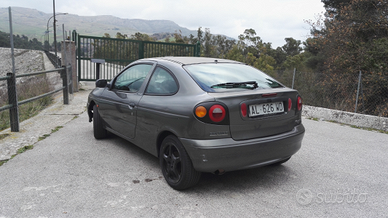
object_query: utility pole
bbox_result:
[53,0,57,62]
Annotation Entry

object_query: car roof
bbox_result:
[146,56,243,65]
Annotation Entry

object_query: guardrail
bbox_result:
[0,65,72,132]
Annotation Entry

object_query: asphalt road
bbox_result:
[0,112,387,217]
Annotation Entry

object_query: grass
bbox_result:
[0,97,53,132]
[38,134,51,141]
[0,145,34,166]
[0,160,8,166]
[0,74,54,132]
[16,145,34,154]
[51,126,63,133]
[0,133,9,140]
[38,126,63,141]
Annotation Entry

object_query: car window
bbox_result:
[145,67,178,95]
[183,63,283,92]
[112,64,152,92]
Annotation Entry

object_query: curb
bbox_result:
[302,105,388,132]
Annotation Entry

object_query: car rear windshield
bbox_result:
[183,63,283,92]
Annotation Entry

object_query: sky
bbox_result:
[1,0,325,48]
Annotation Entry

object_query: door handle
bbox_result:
[128,103,136,110]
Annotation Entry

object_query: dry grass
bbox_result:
[0,74,53,131]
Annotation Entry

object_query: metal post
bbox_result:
[68,64,73,94]
[139,41,144,59]
[8,7,19,132]
[96,63,101,80]
[196,41,201,57]
[7,73,19,132]
[292,68,296,89]
[61,67,69,105]
[77,33,81,83]
[355,70,362,113]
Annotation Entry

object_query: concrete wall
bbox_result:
[303,105,388,131]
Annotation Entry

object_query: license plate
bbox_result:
[249,102,284,117]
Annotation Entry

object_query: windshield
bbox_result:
[183,63,283,92]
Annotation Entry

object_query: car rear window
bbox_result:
[183,63,283,92]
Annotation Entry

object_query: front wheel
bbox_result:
[159,135,201,190]
[93,105,107,139]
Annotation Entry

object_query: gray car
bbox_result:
[87,57,305,190]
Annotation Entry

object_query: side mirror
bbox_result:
[95,79,109,88]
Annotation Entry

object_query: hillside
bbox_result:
[0,7,198,41]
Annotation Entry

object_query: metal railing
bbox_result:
[0,65,72,132]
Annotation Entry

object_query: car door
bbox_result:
[135,66,181,155]
[98,63,153,139]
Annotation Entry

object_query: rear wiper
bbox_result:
[211,81,258,89]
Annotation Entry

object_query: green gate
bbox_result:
[73,31,200,81]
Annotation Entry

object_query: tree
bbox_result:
[306,0,388,116]
[129,32,155,41]
[116,32,128,39]
[173,30,189,44]
[225,28,276,73]
[282,38,302,57]
[0,31,43,50]
[322,0,351,12]
[197,27,203,45]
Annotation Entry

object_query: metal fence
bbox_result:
[275,70,388,118]
[74,32,200,81]
[0,65,72,132]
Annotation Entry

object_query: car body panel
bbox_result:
[207,88,301,140]
[181,124,304,172]
[96,90,141,139]
[87,57,305,174]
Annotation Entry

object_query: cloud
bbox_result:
[1,0,324,47]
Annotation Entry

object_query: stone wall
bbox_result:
[303,105,388,131]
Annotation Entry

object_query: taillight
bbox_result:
[194,103,229,125]
[195,106,207,118]
[288,98,292,111]
[241,103,247,117]
[297,96,302,111]
[209,105,226,122]
[262,93,277,98]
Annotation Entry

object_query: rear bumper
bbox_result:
[180,124,305,173]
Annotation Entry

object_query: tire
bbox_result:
[271,157,291,166]
[159,135,201,190]
[93,105,107,139]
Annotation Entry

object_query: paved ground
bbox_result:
[0,82,93,161]
[0,85,387,217]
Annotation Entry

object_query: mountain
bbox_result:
[0,7,198,41]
